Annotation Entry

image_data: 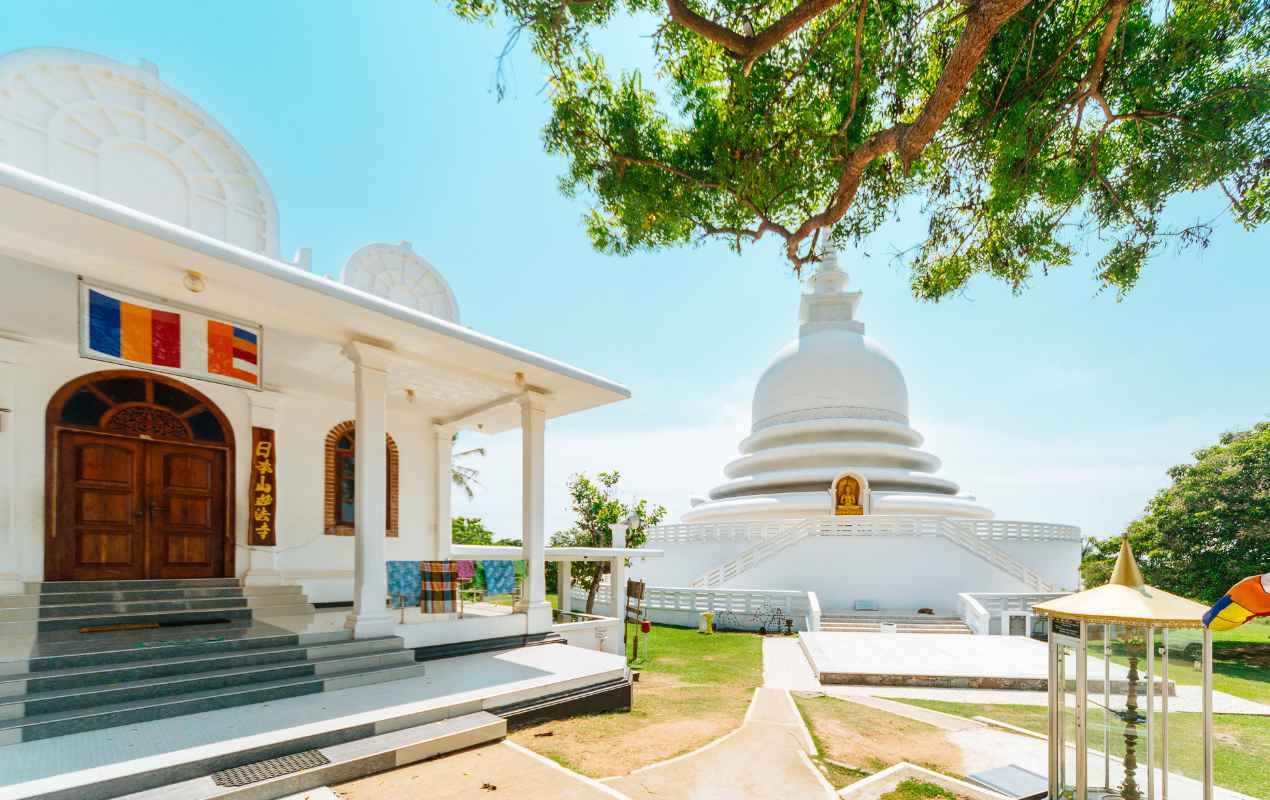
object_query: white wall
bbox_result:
[0,256,441,599]
[991,539,1081,591]
[628,539,749,587]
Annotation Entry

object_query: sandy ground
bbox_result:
[333,741,622,799]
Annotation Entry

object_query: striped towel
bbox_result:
[386,560,421,606]
[455,560,476,581]
[482,560,517,596]
[419,561,458,613]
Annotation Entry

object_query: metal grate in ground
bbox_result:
[210,749,330,787]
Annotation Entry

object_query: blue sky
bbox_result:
[5,2,1267,541]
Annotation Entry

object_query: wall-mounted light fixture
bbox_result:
[182,270,206,293]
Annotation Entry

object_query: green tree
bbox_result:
[452,516,497,545]
[1083,422,1270,602]
[550,470,668,613]
[451,0,1268,298]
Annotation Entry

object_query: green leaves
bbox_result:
[454,0,1269,298]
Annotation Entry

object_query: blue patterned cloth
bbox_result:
[387,560,421,606]
[482,560,517,596]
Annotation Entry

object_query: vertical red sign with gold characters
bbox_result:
[250,427,277,546]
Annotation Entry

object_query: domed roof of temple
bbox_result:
[683,249,993,523]
[751,250,909,431]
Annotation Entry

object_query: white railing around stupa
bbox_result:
[579,584,821,631]
[647,516,1080,544]
[678,515,1062,594]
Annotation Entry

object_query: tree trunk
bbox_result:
[585,581,598,615]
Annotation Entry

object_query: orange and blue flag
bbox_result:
[207,321,259,386]
[1204,573,1270,631]
[88,289,181,367]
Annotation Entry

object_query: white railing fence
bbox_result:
[957,591,1072,635]
[647,516,1080,545]
[690,518,815,588]
[578,585,818,632]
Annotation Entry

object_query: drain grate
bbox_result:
[211,750,331,787]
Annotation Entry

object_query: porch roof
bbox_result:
[0,164,629,432]
[452,545,664,561]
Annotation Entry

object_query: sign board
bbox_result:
[250,427,277,545]
[80,279,263,390]
[1052,617,1082,647]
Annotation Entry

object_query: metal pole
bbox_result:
[1049,630,1060,800]
[1104,624,1111,790]
[1202,627,1214,800]
[1077,622,1088,800]
[1162,628,1169,800]
[1147,627,1155,800]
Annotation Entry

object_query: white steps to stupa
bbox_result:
[819,613,973,635]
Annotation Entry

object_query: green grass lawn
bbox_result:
[511,624,764,776]
[895,699,1270,799]
[881,778,967,800]
[1087,621,1270,704]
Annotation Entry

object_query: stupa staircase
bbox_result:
[686,517,1058,593]
[0,578,427,744]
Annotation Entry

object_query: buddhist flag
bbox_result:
[207,321,259,386]
[80,280,263,390]
[87,289,182,367]
[1204,573,1270,631]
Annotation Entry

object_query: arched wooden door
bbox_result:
[46,371,235,581]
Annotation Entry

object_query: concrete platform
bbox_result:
[0,642,627,800]
[799,632,1162,690]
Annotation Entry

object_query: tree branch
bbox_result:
[665,0,846,74]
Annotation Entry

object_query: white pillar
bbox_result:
[514,392,551,629]
[432,424,454,561]
[342,342,395,639]
[0,338,28,594]
[243,390,285,586]
[558,560,572,614]
[610,524,628,621]
[1202,627,1213,800]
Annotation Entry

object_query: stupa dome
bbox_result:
[752,328,908,431]
[682,249,993,523]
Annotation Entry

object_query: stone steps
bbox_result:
[0,579,432,745]
[0,656,429,744]
[0,580,315,634]
[114,712,506,800]
[819,613,973,635]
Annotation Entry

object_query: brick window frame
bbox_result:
[324,420,399,537]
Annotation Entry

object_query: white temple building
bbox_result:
[630,252,1082,632]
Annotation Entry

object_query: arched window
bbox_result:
[50,370,230,444]
[324,421,398,537]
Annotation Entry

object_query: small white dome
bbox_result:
[752,328,908,431]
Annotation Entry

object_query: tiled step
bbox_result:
[0,637,404,698]
[0,586,249,609]
[0,596,250,623]
[31,578,242,594]
[0,658,428,744]
[0,606,255,635]
[116,711,506,800]
[0,646,416,720]
[0,622,328,675]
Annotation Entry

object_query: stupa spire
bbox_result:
[1108,536,1146,588]
[800,245,862,330]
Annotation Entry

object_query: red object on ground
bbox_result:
[640,620,651,633]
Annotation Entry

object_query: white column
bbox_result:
[342,342,395,639]
[432,424,454,560]
[514,392,551,629]
[558,560,572,614]
[243,390,285,586]
[610,524,628,621]
[1202,627,1214,800]
[0,338,28,594]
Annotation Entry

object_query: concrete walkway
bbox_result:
[603,687,834,800]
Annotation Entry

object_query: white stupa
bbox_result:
[683,249,992,522]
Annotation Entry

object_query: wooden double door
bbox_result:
[52,431,228,581]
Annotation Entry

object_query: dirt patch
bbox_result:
[796,695,968,776]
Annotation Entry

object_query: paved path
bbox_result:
[603,687,834,800]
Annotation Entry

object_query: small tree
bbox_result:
[551,471,667,613]
[1083,422,1270,603]
[452,432,486,500]
[452,516,497,545]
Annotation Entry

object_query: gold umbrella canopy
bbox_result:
[1033,538,1210,628]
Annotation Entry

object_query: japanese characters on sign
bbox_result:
[250,427,277,546]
